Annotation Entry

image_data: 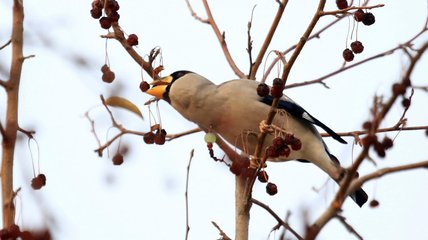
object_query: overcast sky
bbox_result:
[1,0,428,239]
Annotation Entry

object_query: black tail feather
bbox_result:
[350,188,369,207]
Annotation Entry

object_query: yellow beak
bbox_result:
[145,76,173,99]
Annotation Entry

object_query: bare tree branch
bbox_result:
[335,215,363,240]
[212,221,232,240]
[201,0,245,78]
[249,0,288,79]
[321,4,385,16]
[0,39,11,50]
[184,149,195,240]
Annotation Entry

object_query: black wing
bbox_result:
[260,96,347,144]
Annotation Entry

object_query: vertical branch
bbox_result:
[249,0,288,79]
[2,0,25,227]
[184,149,194,240]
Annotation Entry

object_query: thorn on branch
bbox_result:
[18,127,35,139]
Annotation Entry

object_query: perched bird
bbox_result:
[145,71,368,207]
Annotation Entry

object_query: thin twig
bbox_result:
[321,4,385,16]
[17,127,35,139]
[0,39,11,50]
[251,198,303,240]
[249,0,288,79]
[320,125,428,139]
[184,149,194,240]
[184,0,209,23]
[201,0,245,78]
[211,221,232,240]
[166,128,202,141]
[335,215,364,240]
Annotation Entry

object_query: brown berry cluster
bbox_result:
[256,170,278,196]
[143,128,167,145]
[267,135,302,158]
[361,122,394,158]
[31,173,46,190]
[369,199,380,208]
[101,64,115,83]
[256,78,284,99]
[341,5,376,62]
[90,0,120,29]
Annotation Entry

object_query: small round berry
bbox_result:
[362,12,375,26]
[374,141,386,158]
[381,137,393,150]
[266,182,278,196]
[336,0,348,10]
[369,199,379,208]
[350,40,364,54]
[392,83,406,95]
[342,48,354,62]
[108,12,120,22]
[272,137,284,148]
[112,153,124,165]
[0,228,9,238]
[361,134,377,148]
[92,0,103,9]
[257,170,269,183]
[354,9,364,22]
[257,83,270,97]
[7,224,20,238]
[278,146,291,157]
[102,70,115,83]
[207,142,213,149]
[90,8,102,19]
[204,132,217,143]
[272,78,284,87]
[106,0,120,12]
[266,145,280,158]
[127,34,139,46]
[362,121,372,130]
[99,17,112,29]
[101,64,109,73]
[401,98,411,108]
[38,173,47,186]
[154,129,166,145]
[31,177,44,190]
[291,140,302,151]
[139,81,150,92]
[143,132,155,144]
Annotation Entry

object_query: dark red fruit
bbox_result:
[350,41,364,54]
[272,137,284,148]
[101,64,109,73]
[270,78,284,98]
[392,83,406,95]
[266,145,280,158]
[291,140,302,151]
[381,137,393,150]
[278,146,291,157]
[369,199,379,208]
[401,98,411,108]
[266,182,278,195]
[374,141,386,158]
[336,0,348,10]
[139,81,150,92]
[127,34,139,46]
[106,0,120,12]
[143,132,155,144]
[343,48,354,62]
[8,224,20,238]
[257,170,269,183]
[102,70,115,83]
[90,8,102,19]
[38,174,46,186]
[31,177,44,190]
[108,11,120,22]
[354,9,364,22]
[362,12,375,26]
[362,121,372,130]
[361,134,377,148]
[154,129,166,145]
[112,153,124,165]
[92,0,103,9]
[257,83,270,97]
[99,17,112,29]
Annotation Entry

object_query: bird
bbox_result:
[145,70,368,207]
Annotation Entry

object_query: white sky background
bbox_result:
[1,0,428,239]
